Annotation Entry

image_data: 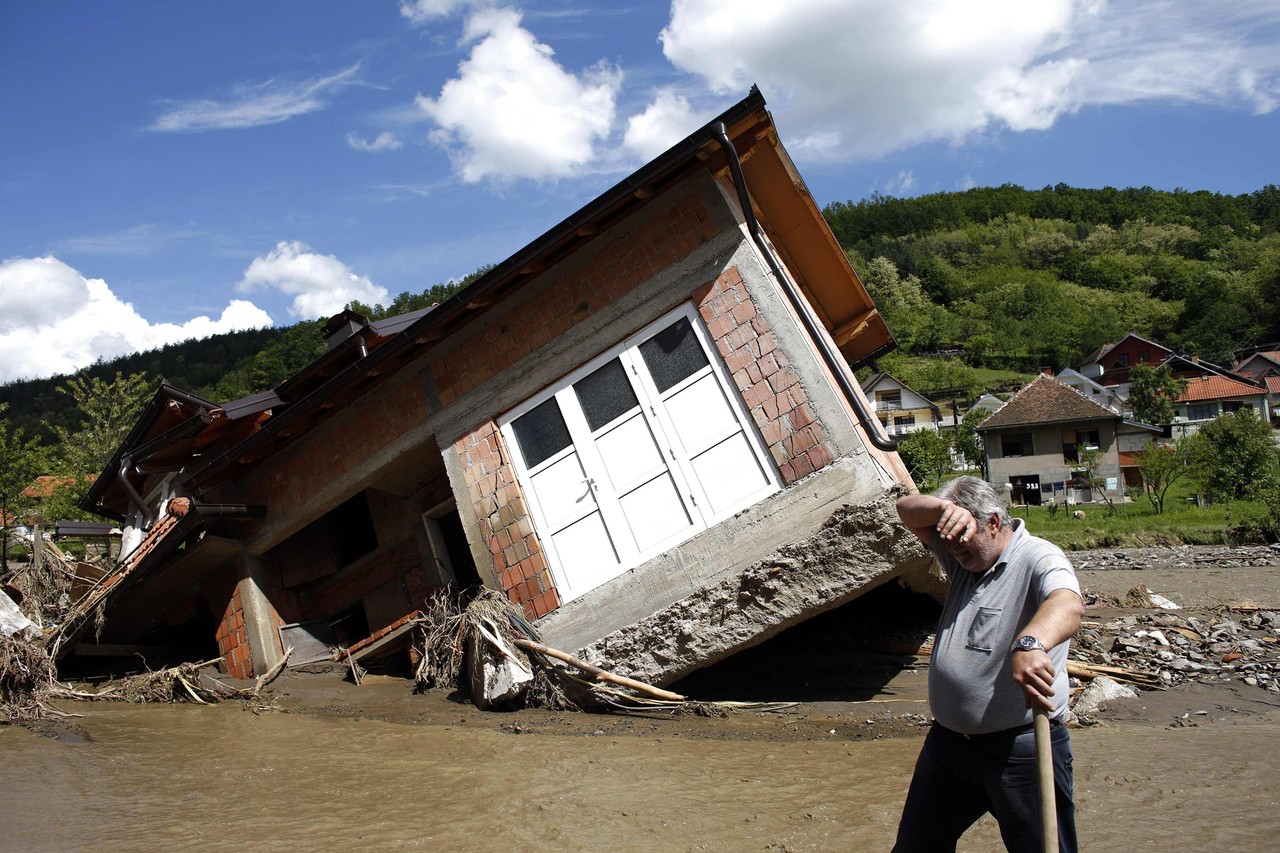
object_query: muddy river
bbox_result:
[5,677,1277,852]
[4,555,1279,851]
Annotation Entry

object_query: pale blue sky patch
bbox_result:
[1,0,1277,382]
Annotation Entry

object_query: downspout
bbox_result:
[712,123,900,452]
[117,454,157,528]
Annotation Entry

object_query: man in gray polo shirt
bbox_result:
[892,476,1085,853]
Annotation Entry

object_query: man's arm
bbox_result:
[896,494,978,545]
[1010,588,1086,712]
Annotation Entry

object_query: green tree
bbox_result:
[1136,438,1194,513]
[895,429,953,490]
[1190,410,1280,502]
[0,405,50,576]
[1077,447,1119,516]
[43,371,154,521]
[1128,364,1188,426]
[952,407,988,475]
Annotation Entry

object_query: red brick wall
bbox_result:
[299,538,422,619]
[452,266,838,618]
[693,267,833,484]
[206,571,253,679]
[455,422,559,621]
[431,188,719,408]
[206,563,292,680]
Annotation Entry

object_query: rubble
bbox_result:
[1072,676,1140,717]
[1070,544,1280,571]
[1071,591,1279,695]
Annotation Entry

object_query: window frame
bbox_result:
[1001,432,1034,458]
[498,303,780,602]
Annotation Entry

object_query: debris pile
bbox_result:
[1072,593,1279,693]
[410,587,788,715]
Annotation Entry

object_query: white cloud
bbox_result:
[150,64,361,132]
[623,89,702,160]
[347,131,404,152]
[656,0,1280,161]
[399,0,482,25]
[0,256,273,383]
[878,170,917,197]
[236,241,389,319]
[1067,1,1280,114]
[415,7,622,182]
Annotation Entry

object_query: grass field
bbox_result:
[1005,478,1274,550]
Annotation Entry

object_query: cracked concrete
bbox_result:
[578,491,942,687]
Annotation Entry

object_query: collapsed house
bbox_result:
[63,88,937,691]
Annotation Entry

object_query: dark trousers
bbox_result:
[892,721,1077,853]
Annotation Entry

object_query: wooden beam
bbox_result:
[833,308,878,346]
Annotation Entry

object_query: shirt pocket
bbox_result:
[966,606,1002,652]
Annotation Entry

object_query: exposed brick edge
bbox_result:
[693,266,833,484]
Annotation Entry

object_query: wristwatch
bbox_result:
[1011,635,1047,653]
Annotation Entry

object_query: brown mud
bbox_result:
[2,546,1277,852]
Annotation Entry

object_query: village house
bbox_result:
[1079,333,1174,401]
[1054,367,1122,413]
[65,89,936,690]
[976,375,1160,504]
[860,373,942,436]
[1232,349,1280,425]
[1171,374,1272,437]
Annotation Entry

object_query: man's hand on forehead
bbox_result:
[937,501,977,543]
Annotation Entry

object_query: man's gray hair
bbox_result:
[934,476,1011,527]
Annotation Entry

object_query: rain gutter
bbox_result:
[712,123,900,452]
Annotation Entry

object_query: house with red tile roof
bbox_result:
[1171,374,1272,436]
[977,375,1161,504]
[1232,350,1280,425]
[1232,349,1280,380]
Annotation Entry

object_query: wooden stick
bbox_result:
[1034,709,1057,853]
[345,647,363,686]
[177,674,208,705]
[252,645,293,696]
[513,638,686,702]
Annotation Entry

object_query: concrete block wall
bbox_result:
[242,371,429,516]
[453,421,559,621]
[298,537,425,620]
[693,266,834,485]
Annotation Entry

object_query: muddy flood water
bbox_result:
[4,557,1279,852]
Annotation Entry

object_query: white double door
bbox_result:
[501,305,778,603]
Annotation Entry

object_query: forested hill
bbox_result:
[825,183,1280,379]
[4,186,1278,436]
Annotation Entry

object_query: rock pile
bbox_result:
[1071,544,1280,572]
[1072,605,1279,692]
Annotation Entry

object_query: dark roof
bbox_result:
[977,375,1120,431]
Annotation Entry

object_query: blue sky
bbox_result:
[2,1,1278,383]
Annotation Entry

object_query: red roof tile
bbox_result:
[1176,375,1266,402]
[978,375,1119,430]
